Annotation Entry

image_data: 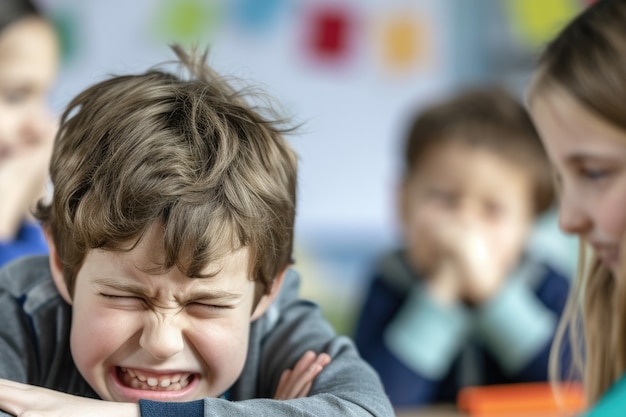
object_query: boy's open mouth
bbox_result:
[117,367,196,391]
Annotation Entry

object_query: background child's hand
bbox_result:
[449,224,508,304]
[273,350,331,400]
[430,216,510,305]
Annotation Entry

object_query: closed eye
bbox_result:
[188,302,232,310]
[185,302,234,318]
[99,293,147,308]
[100,293,141,300]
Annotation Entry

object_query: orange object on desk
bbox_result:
[457,382,586,416]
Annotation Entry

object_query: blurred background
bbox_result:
[38,0,583,335]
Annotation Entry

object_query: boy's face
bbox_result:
[400,141,534,276]
[64,225,269,403]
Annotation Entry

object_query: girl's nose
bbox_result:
[558,187,591,236]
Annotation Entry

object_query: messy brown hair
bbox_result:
[403,86,554,216]
[36,46,298,304]
[527,0,626,406]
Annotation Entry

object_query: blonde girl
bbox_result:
[526,0,626,409]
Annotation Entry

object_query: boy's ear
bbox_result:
[250,268,287,321]
[43,228,72,304]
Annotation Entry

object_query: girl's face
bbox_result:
[530,87,626,275]
[0,16,58,160]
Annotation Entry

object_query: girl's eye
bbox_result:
[581,167,610,180]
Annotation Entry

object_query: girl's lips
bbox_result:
[108,366,200,402]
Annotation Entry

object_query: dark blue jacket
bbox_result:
[354,250,572,407]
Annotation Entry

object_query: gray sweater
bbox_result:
[0,256,393,416]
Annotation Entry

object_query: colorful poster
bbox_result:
[303,5,356,64]
[150,0,221,45]
[374,11,430,76]
[504,0,581,49]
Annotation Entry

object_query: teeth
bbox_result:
[119,368,193,391]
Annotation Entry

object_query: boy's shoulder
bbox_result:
[0,255,59,309]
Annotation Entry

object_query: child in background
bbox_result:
[354,87,571,407]
[0,0,58,267]
[526,0,626,414]
[0,46,394,417]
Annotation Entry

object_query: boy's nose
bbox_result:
[139,315,185,361]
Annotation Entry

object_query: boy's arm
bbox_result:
[0,348,381,417]
[0,379,138,417]
[273,350,331,400]
[355,273,471,406]
[0,351,329,417]
[0,351,328,417]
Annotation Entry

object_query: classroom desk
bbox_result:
[395,405,461,417]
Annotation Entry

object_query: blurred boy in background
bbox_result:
[354,87,571,407]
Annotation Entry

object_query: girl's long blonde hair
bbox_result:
[549,244,626,405]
